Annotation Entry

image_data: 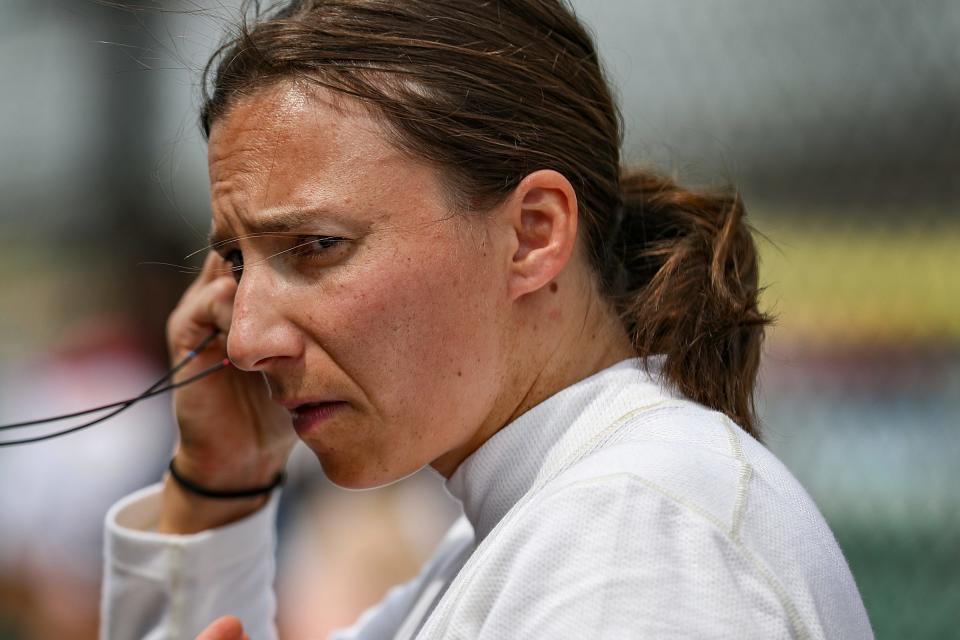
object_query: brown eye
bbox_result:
[224,249,243,283]
[291,236,345,261]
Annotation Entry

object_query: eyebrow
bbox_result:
[207,207,344,250]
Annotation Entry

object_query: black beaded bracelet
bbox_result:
[168,459,286,499]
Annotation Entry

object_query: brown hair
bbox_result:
[200,0,771,437]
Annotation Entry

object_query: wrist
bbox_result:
[158,474,276,534]
[170,446,288,490]
[156,450,287,534]
[168,458,285,499]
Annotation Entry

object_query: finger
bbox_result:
[198,249,233,284]
[169,275,238,349]
[196,615,245,640]
[204,276,238,333]
[181,251,228,302]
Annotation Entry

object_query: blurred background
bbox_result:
[0,1,956,638]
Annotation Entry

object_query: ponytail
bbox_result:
[611,170,771,438]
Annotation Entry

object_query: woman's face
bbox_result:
[207,82,513,488]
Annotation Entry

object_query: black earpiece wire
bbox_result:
[0,330,226,447]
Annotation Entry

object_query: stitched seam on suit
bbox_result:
[723,418,754,542]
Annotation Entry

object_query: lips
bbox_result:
[289,401,346,436]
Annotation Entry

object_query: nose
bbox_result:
[226,270,303,371]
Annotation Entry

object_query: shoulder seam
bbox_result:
[722,417,754,542]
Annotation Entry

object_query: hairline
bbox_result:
[205,72,489,219]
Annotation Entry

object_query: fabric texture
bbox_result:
[100,357,873,639]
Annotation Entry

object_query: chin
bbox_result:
[313,451,422,490]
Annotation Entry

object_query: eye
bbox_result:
[224,248,243,283]
[291,236,345,262]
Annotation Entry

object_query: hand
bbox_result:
[160,251,298,532]
[196,616,250,640]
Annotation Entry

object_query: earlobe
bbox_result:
[507,170,578,300]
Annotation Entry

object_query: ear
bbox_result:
[504,169,578,301]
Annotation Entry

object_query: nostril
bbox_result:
[251,356,274,369]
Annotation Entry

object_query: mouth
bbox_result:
[289,401,347,436]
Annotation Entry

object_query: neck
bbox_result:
[431,273,635,478]
[505,288,636,428]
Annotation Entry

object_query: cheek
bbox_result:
[324,238,504,426]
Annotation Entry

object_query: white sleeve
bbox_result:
[99,483,281,640]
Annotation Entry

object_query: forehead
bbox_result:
[206,81,447,235]
[208,81,395,190]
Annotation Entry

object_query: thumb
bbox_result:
[196,616,248,640]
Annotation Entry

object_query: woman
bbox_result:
[101,1,872,638]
